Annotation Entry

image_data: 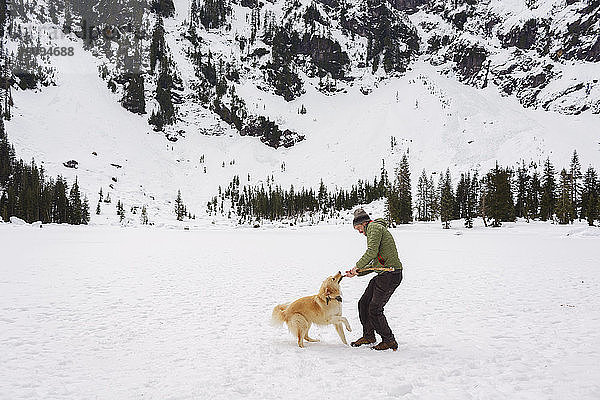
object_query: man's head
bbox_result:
[353,208,370,235]
[354,222,368,235]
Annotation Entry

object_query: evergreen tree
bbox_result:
[265,27,303,101]
[96,201,101,215]
[428,174,439,221]
[515,161,529,219]
[580,166,598,226]
[152,0,175,18]
[318,179,327,210]
[150,17,167,74]
[198,0,230,29]
[190,0,199,28]
[0,191,7,222]
[399,154,412,223]
[569,150,582,220]
[482,163,515,227]
[556,168,574,224]
[68,177,82,224]
[151,65,177,129]
[364,0,414,73]
[148,17,180,131]
[82,196,90,224]
[141,205,149,224]
[48,0,58,24]
[439,169,454,229]
[464,171,478,228]
[455,173,468,219]
[416,169,430,221]
[527,168,541,220]
[175,189,185,221]
[1,54,13,120]
[0,0,8,37]
[379,159,389,195]
[63,3,72,33]
[53,176,69,223]
[0,119,14,186]
[540,158,557,221]
[121,73,146,115]
[386,181,399,226]
[388,153,412,224]
[117,200,125,222]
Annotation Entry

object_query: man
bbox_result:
[345,208,403,351]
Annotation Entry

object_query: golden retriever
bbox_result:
[272,271,352,348]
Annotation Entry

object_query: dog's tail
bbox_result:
[271,303,288,326]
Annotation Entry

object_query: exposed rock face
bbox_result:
[63,160,79,169]
[119,73,146,115]
[419,0,599,114]
[389,0,429,13]
[241,116,305,149]
[4,0,599,159]
[500,19,550,53]
[342,0,420,73]
[298,34,350,79]
[451,40,488,84]
[315,0,340,8]
[493,57,555,109]
[239,0,258,7]
[85,0,600,118]
[14,72,39,90]
[556,0,600,61]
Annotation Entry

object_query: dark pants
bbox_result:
[358,270,402,342]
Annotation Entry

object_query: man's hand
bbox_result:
[345,267,358,278]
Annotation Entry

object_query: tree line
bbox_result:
[387,150,599,228]
[0,120,89,224]
[207,173,388,224]
[210,150,600,228]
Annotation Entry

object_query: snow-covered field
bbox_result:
[1,221,600,399]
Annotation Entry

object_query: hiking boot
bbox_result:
[351,336,376,347]
[373,339,398,351]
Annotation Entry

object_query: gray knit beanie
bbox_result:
[352,208,371,226]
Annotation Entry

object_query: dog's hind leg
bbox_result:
[304,324,319,342]
[289,313,309,348]
[334,323,348,345]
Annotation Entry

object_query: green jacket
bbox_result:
[356,218,403,276]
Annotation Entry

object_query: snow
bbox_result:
[8,216,27,225]
[2,221,599,399]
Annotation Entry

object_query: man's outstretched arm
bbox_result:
[345,224,383,277]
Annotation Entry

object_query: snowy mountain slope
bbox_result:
[2,0,600,225]
[6,47,599,225]
[409,0,600,113]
